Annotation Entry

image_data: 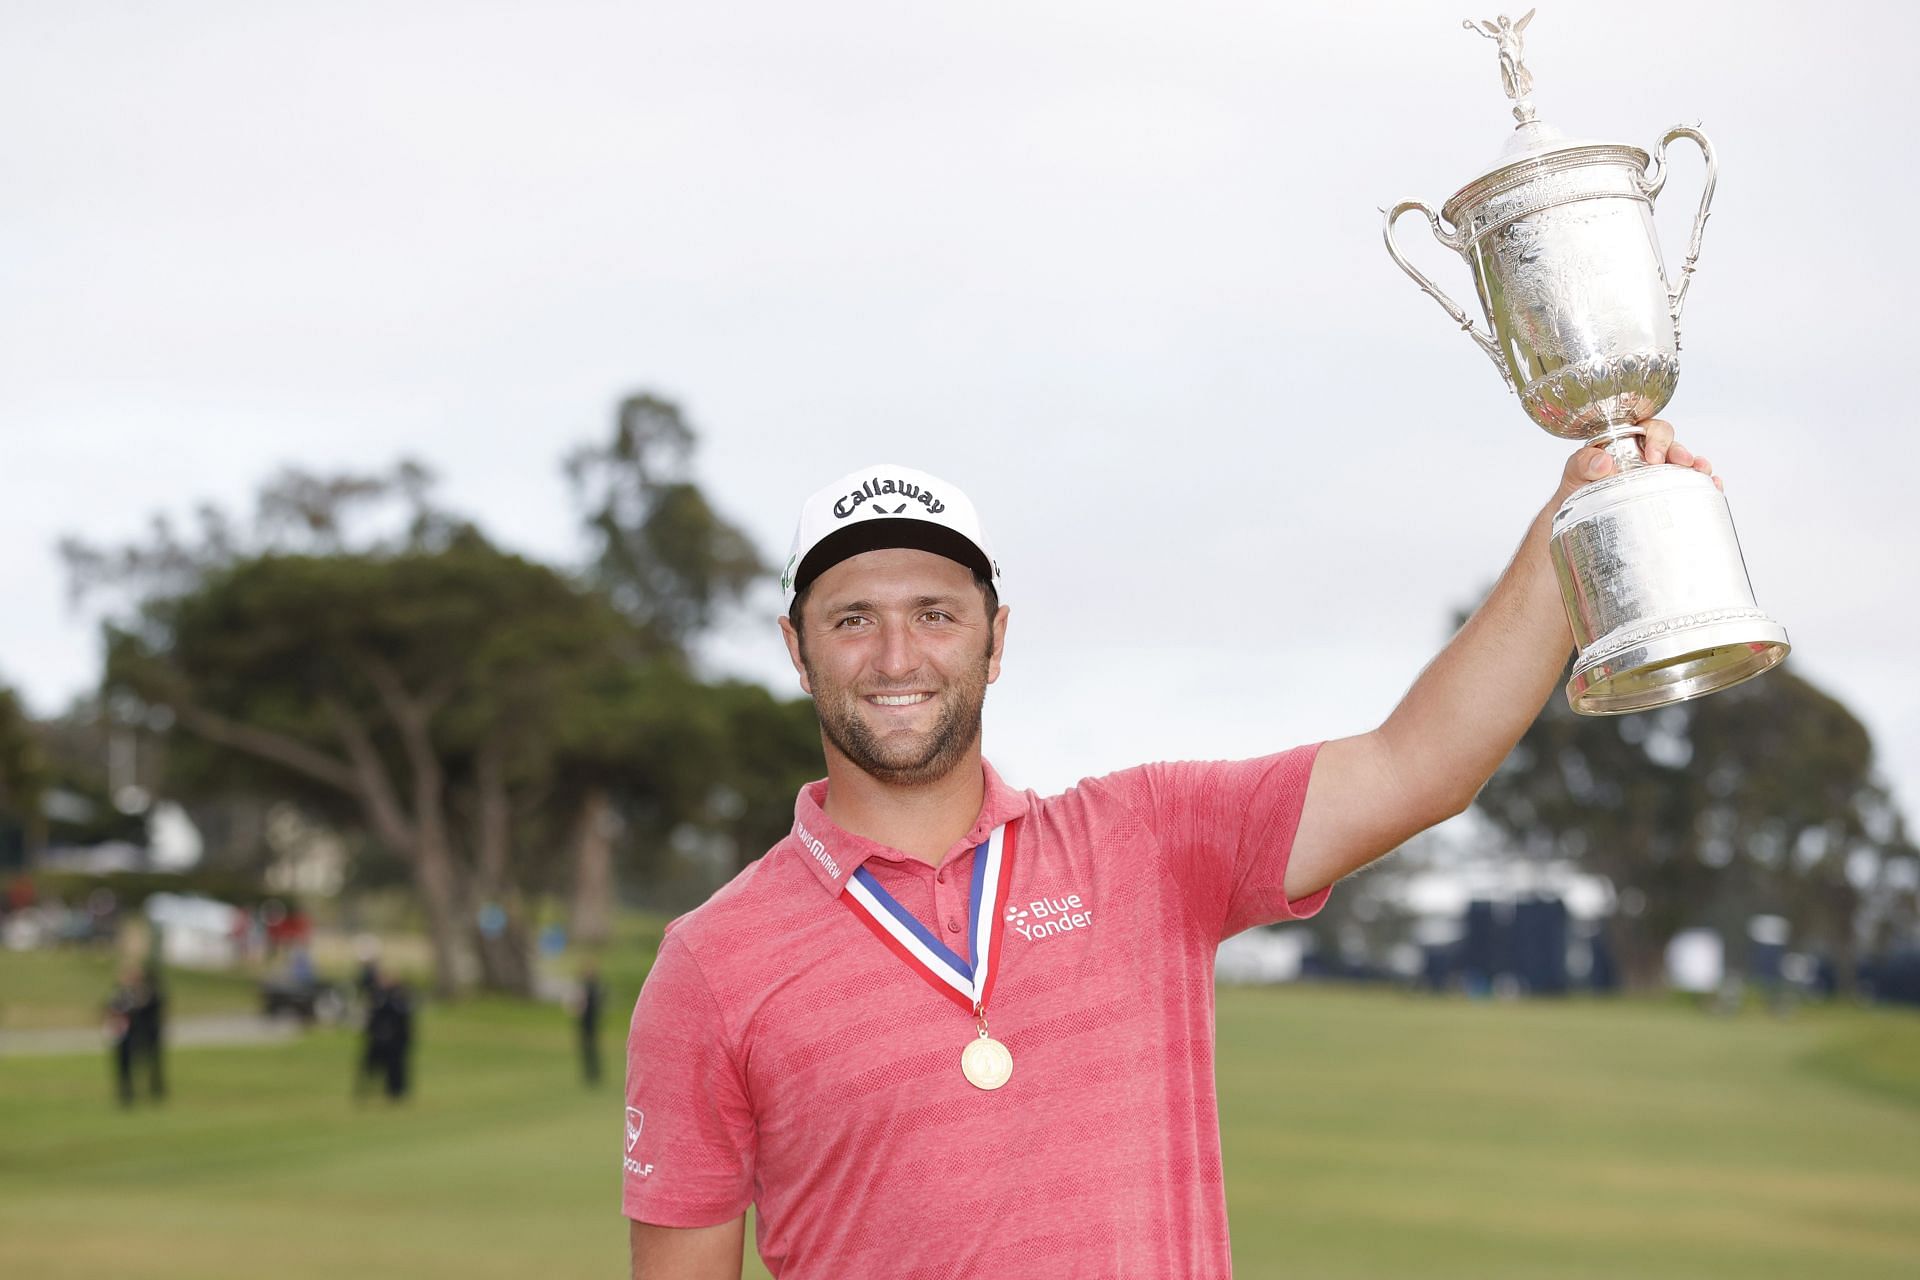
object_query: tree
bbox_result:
[0,682,48,866]
[61,459,466,604]
[555,392,778,941]
[1473,656,1918,990]
[67,416,822,994]
[565,393,764,654]
[66,460,639,994]
[101,535,637,996]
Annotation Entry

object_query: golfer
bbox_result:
[625,427,1719,1277]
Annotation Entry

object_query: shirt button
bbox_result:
[936,870,946,883]
[946,919,961,933]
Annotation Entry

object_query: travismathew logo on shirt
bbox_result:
[833,475,946,519]
[794,820,842,880]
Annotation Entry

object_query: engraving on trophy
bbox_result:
[1382,12,1789,714]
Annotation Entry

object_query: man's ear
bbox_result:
[778,616,813,695]
[986,604,1009,685]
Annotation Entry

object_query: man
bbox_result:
[355,967,414,1101]
[575,965,605,1086]
[104,963,164,1107]
[625,431,1719,1277]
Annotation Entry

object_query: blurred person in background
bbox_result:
[103,963,164,1106]
[623,435,1723,1276]
[572,965,604,1087]
[354,967,414,1101]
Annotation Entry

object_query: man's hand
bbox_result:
[1559,417,1723,496]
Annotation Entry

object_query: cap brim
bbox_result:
[792,519,992,600]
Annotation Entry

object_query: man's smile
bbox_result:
[866,692,934,708]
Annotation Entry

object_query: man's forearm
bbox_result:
[1285,488,1577,898]
[1374,491,1573,819]
[1282,428,1719,899]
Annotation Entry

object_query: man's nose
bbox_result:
[873,619,921,680]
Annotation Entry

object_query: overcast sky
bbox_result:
[3,0,1914,824]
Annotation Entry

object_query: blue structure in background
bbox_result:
[1861,950,1920,1006]
[1449,895,1600,997]
[1515,897,1570,995]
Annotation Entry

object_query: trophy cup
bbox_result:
[1382,11,1788,715]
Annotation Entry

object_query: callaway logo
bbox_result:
[833,476,946,519]
[1005,893,1092,941]
[623,1107,654,1178]
[780,552,798,592]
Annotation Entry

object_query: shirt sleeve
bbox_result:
[622,931,756,1226]
[1124,744,1330,941]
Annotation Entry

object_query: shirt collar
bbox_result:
[786,758,1030,896]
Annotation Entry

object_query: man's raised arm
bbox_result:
[1284,421,1720,900]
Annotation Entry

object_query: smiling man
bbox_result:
[624,439,1720,1278]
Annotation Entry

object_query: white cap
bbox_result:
[780,463,1001,608]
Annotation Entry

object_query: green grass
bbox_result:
[2,956,1918,1278]
[1217,989,1920,1278]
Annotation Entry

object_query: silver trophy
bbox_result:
[1383,11,1788,715]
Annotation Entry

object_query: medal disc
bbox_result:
[960,1035,1013,1090]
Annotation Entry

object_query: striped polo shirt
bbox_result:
[623,747,1327,1277]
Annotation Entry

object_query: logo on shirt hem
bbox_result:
[624,1106,654,1178]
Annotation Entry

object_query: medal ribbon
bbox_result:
[841,819,1020,1014]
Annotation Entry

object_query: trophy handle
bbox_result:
[1382,199,1512,387]
[1639,125,1717,329]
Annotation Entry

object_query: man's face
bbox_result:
[780,548,1008,787]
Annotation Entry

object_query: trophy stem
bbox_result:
[1594,428,1650,473]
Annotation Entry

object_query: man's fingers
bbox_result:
[1569,447,1611,484]
[1564,422,1722,491]
[1640,418,1674,465]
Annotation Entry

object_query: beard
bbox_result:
[808,645,991,787]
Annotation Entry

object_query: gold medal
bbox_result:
[961,1032,1013,1090]
[835,820,1026,1091]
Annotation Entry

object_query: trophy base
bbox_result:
[1566,618,1790,715]
[1550,463,1789,717]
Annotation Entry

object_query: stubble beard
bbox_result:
[809,647,991,788]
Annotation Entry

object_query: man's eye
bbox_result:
[835,616,869,629]
[920,612,951,624]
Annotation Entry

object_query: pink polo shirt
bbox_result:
[623,748,1327,1278]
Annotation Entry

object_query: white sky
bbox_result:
[3,0,1914,821]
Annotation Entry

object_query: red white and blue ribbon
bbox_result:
[842,820,1020,1014]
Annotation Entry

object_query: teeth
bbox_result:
[871,694,931,706]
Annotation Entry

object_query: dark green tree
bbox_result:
[0,682,49,865]
[555,392,788,942]
[565,393,764,653]
[67,412,822,993]
[102,536,636,996]
[1474,657,1918,990]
